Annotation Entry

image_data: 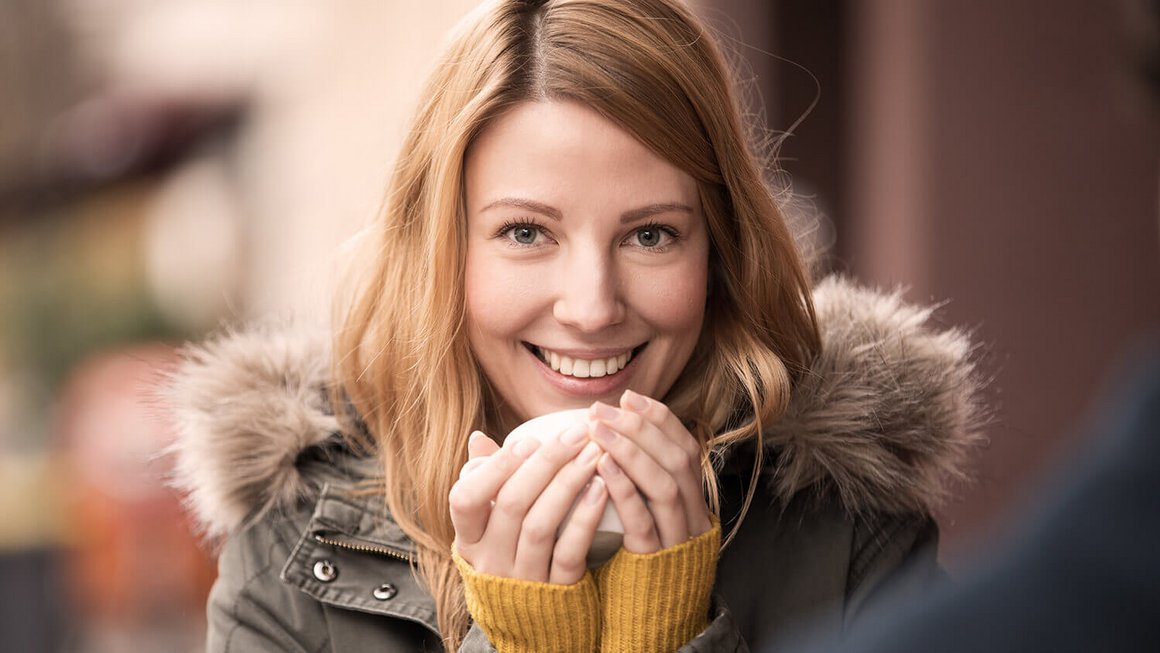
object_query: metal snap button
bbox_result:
[372,583,398,600]
[313,560,338,583]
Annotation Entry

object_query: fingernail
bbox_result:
[598,453,621,476]
[585,477,606,503]
[560,423,587,446]
[469,430,485,443]
[589,401,619,421]
[623,389,649,411]
[578,441,601,464]
[513,438,539,458]
[592,422,617,445]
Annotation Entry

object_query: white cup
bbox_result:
[504,409,624,566]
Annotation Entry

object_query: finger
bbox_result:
[598,452,661,554]
[604,396,712,535]
[449,437,540,546]
[512,441,602,582]
[591,420,688,548]
[593,400,698,478]
[469,430,502,459]
[482,423,590,558]
[550,476,607,584]
[458,457,488,480]
[621,390,703,460]
[623,391,714,535]
[610,394,705,476]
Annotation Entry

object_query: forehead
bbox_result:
[464,100,697,211]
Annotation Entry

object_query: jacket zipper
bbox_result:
[314,534,415,563]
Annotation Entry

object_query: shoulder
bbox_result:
[207,496,329,650]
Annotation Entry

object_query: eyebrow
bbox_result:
[620,202,695,224]
[481,197,562,220]
[480,198,694,223]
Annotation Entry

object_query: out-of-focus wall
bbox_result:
[70,0,482,317]
[847,0,1160,562]
[708,0,1160,567]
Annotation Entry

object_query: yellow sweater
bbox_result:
[454,524,720,653]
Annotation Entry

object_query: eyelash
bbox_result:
[633,221,681,250]
[495,219,553,247]
[494,219,682,250]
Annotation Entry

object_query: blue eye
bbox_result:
[635,227,662,248]
[497,221,544,246]
[510,225,538,244]
[630,223,678,249]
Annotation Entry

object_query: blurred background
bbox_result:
[0,0,1156,651]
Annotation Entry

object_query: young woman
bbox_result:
[169,0,983,651]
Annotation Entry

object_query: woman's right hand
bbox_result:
[449,424,609,585]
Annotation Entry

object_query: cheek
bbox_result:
[635,258,709,333]
[464,251,537,339]
[464,252,503,337]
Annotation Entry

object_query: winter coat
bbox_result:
[167,276,984,652]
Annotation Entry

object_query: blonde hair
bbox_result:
[335,0,820,647]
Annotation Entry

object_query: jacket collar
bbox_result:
[165,275,986,540]
[281,483,438,634]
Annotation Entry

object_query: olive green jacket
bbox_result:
[168,276,984,652]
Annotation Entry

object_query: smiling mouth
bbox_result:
[526,343,645,379]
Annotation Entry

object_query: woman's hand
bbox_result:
[588,390,712,553]
[449,425,609,585]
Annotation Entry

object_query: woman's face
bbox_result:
[464,100,710,431]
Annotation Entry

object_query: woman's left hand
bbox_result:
[588,389,712,553]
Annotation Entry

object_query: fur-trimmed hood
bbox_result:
[166,276,985,540]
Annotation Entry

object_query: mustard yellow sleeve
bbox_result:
[452,551,600,653]
[595,523,721,653]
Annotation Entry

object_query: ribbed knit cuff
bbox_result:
[452,551,600,653]
[595,523,721,653]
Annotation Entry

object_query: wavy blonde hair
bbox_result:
[335,0,820,647]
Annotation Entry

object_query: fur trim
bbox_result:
[764,276,985,515]
[164,322,338,540]
[164,277,985,537]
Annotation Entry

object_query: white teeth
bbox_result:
[590,359,606,377]
[540,347,634,379]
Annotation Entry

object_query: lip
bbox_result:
[524,342,644,398]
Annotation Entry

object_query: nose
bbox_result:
[552,246,626,332]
